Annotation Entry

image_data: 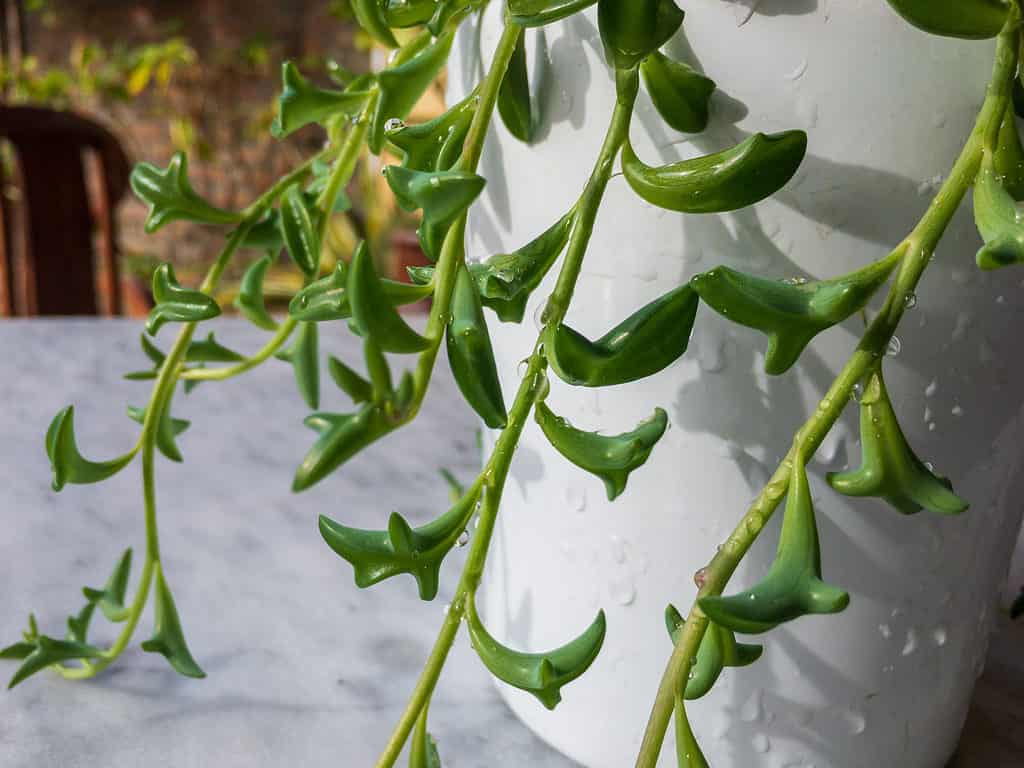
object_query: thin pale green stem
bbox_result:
[373,58,638,768]
[634,14,1020,767]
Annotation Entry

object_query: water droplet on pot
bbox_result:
[609,535,627,564]
[932,627,948,647]
[739,688,763,722]
[951,404,963,417]
[925,379,938,397]
[901,628,918,656]
[879,623,892,639]
[785,58,808,81]
[842,710,867,735]
[608,577,636,606]
[886,336,902,357]
[694,567,708,588]
[751,733,770,753]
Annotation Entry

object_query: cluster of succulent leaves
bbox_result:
[5,0,1019,766]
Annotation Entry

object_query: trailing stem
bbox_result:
[633,11,1021,767]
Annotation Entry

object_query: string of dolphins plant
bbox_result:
[4,0,1023,767]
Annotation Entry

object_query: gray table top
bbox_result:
[1,319,1020,768]
[0,319,576,768]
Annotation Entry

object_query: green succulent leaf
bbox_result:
[498,31,533,142]
[126,403,190,462]
[237,211,284,252]
[363,338,395,401]
[508,0,598,26]
[319,484,481,600]
[466,596,606,710]
[827,365,968,515]
[370,30,455,154]
[546,284,698,387]
[279,184,322,279]
[0,642,35,661]
[410,703,443,768]
[447,265,508,429]
[675,701,710,768]
[289,260,432,322]
[475,209,576,320]
[993,107,1024,200]
[622,131,807,213]
[884,0,1008,40]
[974,154,1024,270]
[186,332,245,363]
[597,0,684,71]
[328,356,374,404]
[351,0,400,47]
[6,635,103,689]
[82,548,134,623]
[641,51,715,134]
[663,606,762,700]
[293,403,391,491]
[348,242,431,353]
[386,88,478,172]
[280,321,321,410]
[534,402,668,500]
[130,152,241,233]
[271,61,373,138]
[45,406,134,492]
[427,0,476,36]
[140,565,205,678]
[384,0,437,27]
[690,258,896,376]
[65,602,96,645]
[699,461,850,634]
[383,165,486,261]
[146,263,221,336]
[234,254,279,331]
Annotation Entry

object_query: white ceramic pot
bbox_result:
[450,4,1024,767]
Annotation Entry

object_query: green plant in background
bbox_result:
[3,1,1024,767]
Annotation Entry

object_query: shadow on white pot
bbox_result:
[449,4,1024,768]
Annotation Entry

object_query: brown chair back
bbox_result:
[0,105,131,315]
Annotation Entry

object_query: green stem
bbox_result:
[634,14,1020,767]
[373,58,639,768]
[180,318,298,381]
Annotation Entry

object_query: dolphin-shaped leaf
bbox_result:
[289,260,432,322]
[641,51,715,134]
[597,0,684,71]
[546,284,698,386]
[690,258,895,375]
[6,635,103,689]
[466,596,606,710]
[82,549,134,623]
[146,263,221,336]
[45,406,134,491]
[271,61,372,138]
[141,565,205,679]
[130,152,241,233]
[884,0,1007,39]
[535,403,668,500]
[348,242,431,353]
[622,132,807,214]
[827,365,968,515]
[319,484,481,601]
[699,461,850,634]
[293,403,391,491]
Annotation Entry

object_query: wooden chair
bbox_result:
[0,105,131,315]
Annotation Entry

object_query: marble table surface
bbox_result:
[0,319,1020,768]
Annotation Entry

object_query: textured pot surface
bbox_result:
[449,4,1024,767]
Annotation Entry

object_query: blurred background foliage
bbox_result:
[0,0,441,313]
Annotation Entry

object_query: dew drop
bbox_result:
[924,379,938,397]
[932,627,948,647]
[851,383,864,402]
[429,176,441,188]
[781,275,808,286]
[951,404,963,417]
[456,529,470,548]
[565,485,587,513]
[842,709,867,735]
[516,359,530,378]
[886,336,902,357]
[609,577,636,606]
[901,628,918,657]
[882,664,895,673]
[609,535,627,565]
[694,567,708,588]
[878,623,892,639]
[903,292,917,309]
[739,689,764,722]
[384,118,405,132]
